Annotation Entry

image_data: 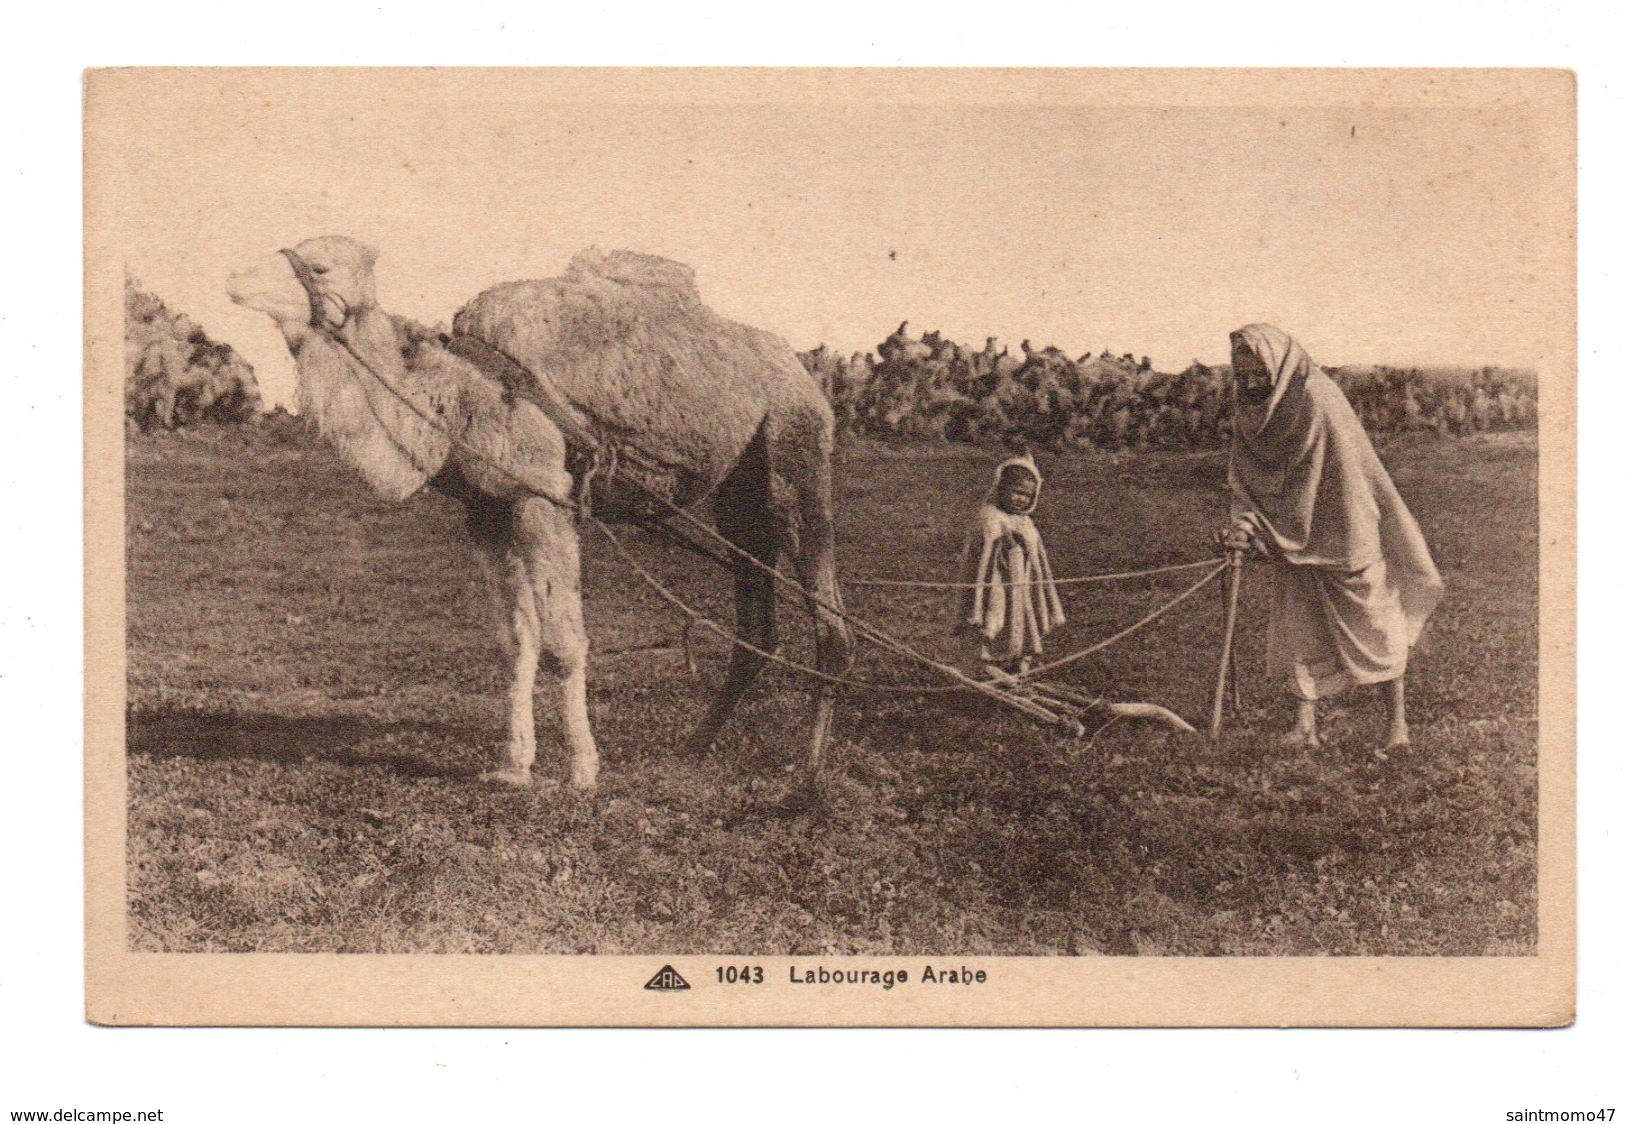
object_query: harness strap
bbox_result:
[446,332,616,523]
[280,248,348,332]
[444,332,693,524]
[444,334,602,454]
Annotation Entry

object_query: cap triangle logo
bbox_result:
[644,964,691,992]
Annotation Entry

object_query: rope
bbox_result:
[604,516,1222,698]
[644,490,1229,694]
[590,519,1066,723]
[326,331,579,512]
[846,557,1218,590]
[997,561,1226,684]
[657,505,1082,718]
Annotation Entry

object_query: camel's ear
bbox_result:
[359,243,380,271]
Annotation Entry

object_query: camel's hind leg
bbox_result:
[683,430,778,755]
[770,414,855,778]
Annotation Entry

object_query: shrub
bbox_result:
[802,326,1536,450]
[126,275,264,431]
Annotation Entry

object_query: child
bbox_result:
[957,453,1066,678]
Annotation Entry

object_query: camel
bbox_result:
[227,236,853,791]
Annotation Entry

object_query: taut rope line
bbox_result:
[593,519,1067,721]
[845,557,1217,590]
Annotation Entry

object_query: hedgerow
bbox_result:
[801,324,1537,450]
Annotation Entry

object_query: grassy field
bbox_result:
[126,425,1538,955]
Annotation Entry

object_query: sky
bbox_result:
[99,71,1570,409]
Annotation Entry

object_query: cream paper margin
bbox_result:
[83,68,1576,1027]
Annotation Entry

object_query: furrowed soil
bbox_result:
[125,426,1537,955]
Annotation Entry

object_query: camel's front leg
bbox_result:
[773,423,853,781]
[474,537,543,787]
[518,497,599,791]
[682,428,777,756]
[791,521,852,777]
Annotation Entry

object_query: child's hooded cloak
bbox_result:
[958,453,1066,666]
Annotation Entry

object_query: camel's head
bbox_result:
[227,236,380,338]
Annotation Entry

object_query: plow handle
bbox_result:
[1208,549,1246,743]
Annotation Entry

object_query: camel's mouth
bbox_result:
[226,255,307,322]
[224,273,253,306]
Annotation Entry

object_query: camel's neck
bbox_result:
[290,307,456,501]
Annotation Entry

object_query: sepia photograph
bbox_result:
[84,67,1574,1026]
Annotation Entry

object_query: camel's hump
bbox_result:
[451,249,800,380]
[448,250,822,481]
[563,248,698,294]
[451,249,725,346]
